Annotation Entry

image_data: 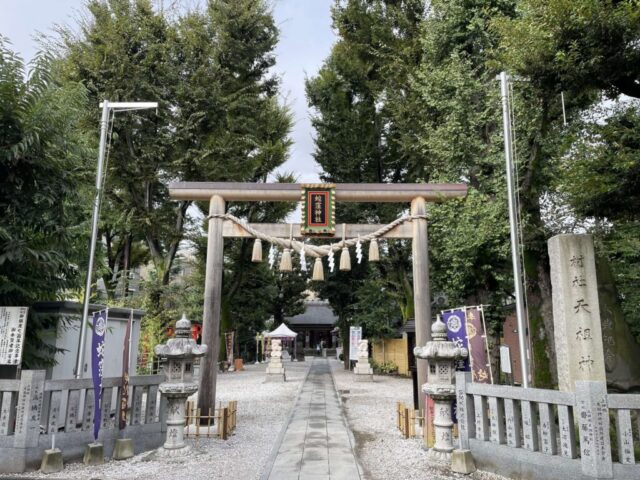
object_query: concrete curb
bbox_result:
[328,358,367,480]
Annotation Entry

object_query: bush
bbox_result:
[339,353,344,361]
[370,359,398,375]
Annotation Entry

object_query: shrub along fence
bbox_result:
[0,370,166,473]
[456,371,640,480]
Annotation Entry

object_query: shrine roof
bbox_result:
[285,301,338,326]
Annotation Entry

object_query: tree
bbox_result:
[306,1,425,368]
[494,0,640,99]
[0,39,92,367]
[492,0,640,384]
[555,102,640,341]
[60,0,292,293]
[59,0,298,360]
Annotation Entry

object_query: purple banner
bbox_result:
[442,309,469,425]
[91,309,108,440]
[443,310,470,372]
[466,307,490,383]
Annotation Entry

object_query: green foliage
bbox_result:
[0,38,93,367]
[558,104,640,222]
[60,0,292,293]
[493,0,640,99]
[599,223,640,342]
[307,1,425,354]
[349,273,400,339]
[56,0,300,361]
[369,358,398,375]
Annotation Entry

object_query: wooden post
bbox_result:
[411,196,430,412]
[404,407,410,438]
[221,407,229,440]
[198,195,225,416]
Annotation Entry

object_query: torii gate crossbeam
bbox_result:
[168,182,467,414]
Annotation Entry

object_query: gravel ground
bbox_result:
[4,358,510,480]
[6,360,310,480]
[330,359,508,480]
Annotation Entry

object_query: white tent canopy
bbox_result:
[265,323,298,338]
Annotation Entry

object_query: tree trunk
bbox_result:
[340,319,350,370]
[524,248,556,388]
[123,233,131,297]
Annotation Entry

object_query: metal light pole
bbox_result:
[74,101,158,379]
[499,72,530,388]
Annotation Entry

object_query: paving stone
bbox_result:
[266,358,361,480]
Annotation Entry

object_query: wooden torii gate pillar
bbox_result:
[169,182,467,413]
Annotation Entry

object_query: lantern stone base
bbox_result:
[113,438,134,460]
[265,371,286,382]
[40,448,63,474]
[266,359,286,381]
[451,449,476,474]
[83,443,104,466]
[354,360,373,381]
[156,445,191,458]
[427,447,452,464]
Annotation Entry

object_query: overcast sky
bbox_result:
[0,0,336,183]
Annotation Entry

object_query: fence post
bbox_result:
[13,370,45,448]
[575,381,613,478]
[404,407,410,438]
[221,407,229,440]
[455,371,474,449]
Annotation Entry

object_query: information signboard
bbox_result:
[349,326,362,361]
[500,345,512,374]
[0,307,28,366]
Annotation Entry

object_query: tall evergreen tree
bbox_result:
[60,0,292,292]
[0,39,93,367]
[306,0,425,366]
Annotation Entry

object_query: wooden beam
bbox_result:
[169,182,467,203]
[222,222,413,239]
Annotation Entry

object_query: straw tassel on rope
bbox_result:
[339,247,351,271]
[279,248,292,272]
[312,257,324,281]
[279,224,294,272]
[368,238,380,262]
[251,238,262,262]
[339,224,351,271]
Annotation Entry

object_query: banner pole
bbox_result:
[479,306,494,384]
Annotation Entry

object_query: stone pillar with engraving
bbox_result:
[353,339,373,381]
[265,339,286,382]
[155,314,208,456]
[548,234,606,392]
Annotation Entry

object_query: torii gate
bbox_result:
[169,182,467,413]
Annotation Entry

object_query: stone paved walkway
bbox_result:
[263,358,362,480]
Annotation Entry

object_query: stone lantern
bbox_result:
[414,316,468,463]
[154,314,208,456]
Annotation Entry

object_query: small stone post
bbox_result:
[414,317,468,463]
[265,338,286,382]
[353,339,373,381]
[155,314,208,456]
